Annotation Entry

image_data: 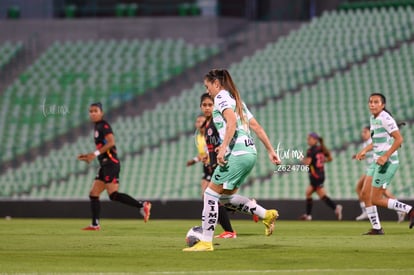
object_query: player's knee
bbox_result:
[109,191,119,201]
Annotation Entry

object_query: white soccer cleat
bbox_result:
[356,212,369,221]
[397,211,406,223]
[335,205,343,221]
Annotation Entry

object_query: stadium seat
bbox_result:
[3,8,414,200]
[0,39,219,163]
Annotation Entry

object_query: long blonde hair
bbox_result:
[204,69,247,125]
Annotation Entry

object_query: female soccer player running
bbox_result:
[77,102,151,230]
[300,132,343,221]
[355,93,414,234]
[183,69,281,252]
[354,126,405,222]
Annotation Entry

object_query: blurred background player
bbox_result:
[353,126,405,222]
[77,102,151,230]
[186,114,208,175]
[355,93,414,234]
[300,132,343,221]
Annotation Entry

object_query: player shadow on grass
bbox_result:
[213,243,283,250]
[233,233,282,237]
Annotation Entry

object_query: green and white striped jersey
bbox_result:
[370,110,399,164]
[213,90,256,156]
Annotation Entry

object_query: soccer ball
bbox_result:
[185,226,203,247]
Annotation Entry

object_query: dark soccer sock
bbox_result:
[306,198,313,215]
[321,195,336,210]
[90,195,100,226]
[218,205,234,232]
[109,191,143,208]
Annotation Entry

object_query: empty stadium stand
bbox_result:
[0,6,413,204]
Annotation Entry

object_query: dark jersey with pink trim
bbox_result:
[94,120,119,165]
[306,145,325,180]
[204,119,221,170]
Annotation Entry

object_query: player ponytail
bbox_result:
[319,136,332,162]
[221,69,247,126]
[205,69,247,126]
[397,121,406,128]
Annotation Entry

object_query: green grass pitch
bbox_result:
[0,218,413,274]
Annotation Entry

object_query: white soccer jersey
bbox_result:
[213,90,256,156]
[362,138,374,168]
[370,110,399,164]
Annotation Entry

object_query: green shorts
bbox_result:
[211,153,257,190]
[366,162,399,189]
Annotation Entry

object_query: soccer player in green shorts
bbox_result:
[354,126,406,222]
[183,69,281,252]
[355,93,414,234]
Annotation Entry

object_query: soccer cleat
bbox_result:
[397,211,406,223]
[335,204,343,221]
[82,225,101,231]
[299,214,312,221]
[182,241,214,252]
[140,201,152,223]
[408,209,414,229]
[355,212,368,221]
[263,209,278,236]
[362,228,385,235]
[215,231,237,239]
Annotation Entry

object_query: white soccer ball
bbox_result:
[185,226,203,247]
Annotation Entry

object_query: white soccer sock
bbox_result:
[201,187,220,242]
[360,201,366,213]
[387,199,413,213]
[366,206,382,230]
[220,194,266,218]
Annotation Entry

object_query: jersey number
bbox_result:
[315,153,325,168]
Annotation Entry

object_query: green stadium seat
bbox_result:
[0,39,219,163]
[3,8,414,200]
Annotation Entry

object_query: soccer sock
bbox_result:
[321,195,336,210]
[366,205,382,230]
[109,191,143,208]
[360,201,366,213]
[201,187,220,242]
[387,199,413,214]
[219,194,266,218]
[89,195,100,226]
[306,198,313,216]
[218,205,234,232]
